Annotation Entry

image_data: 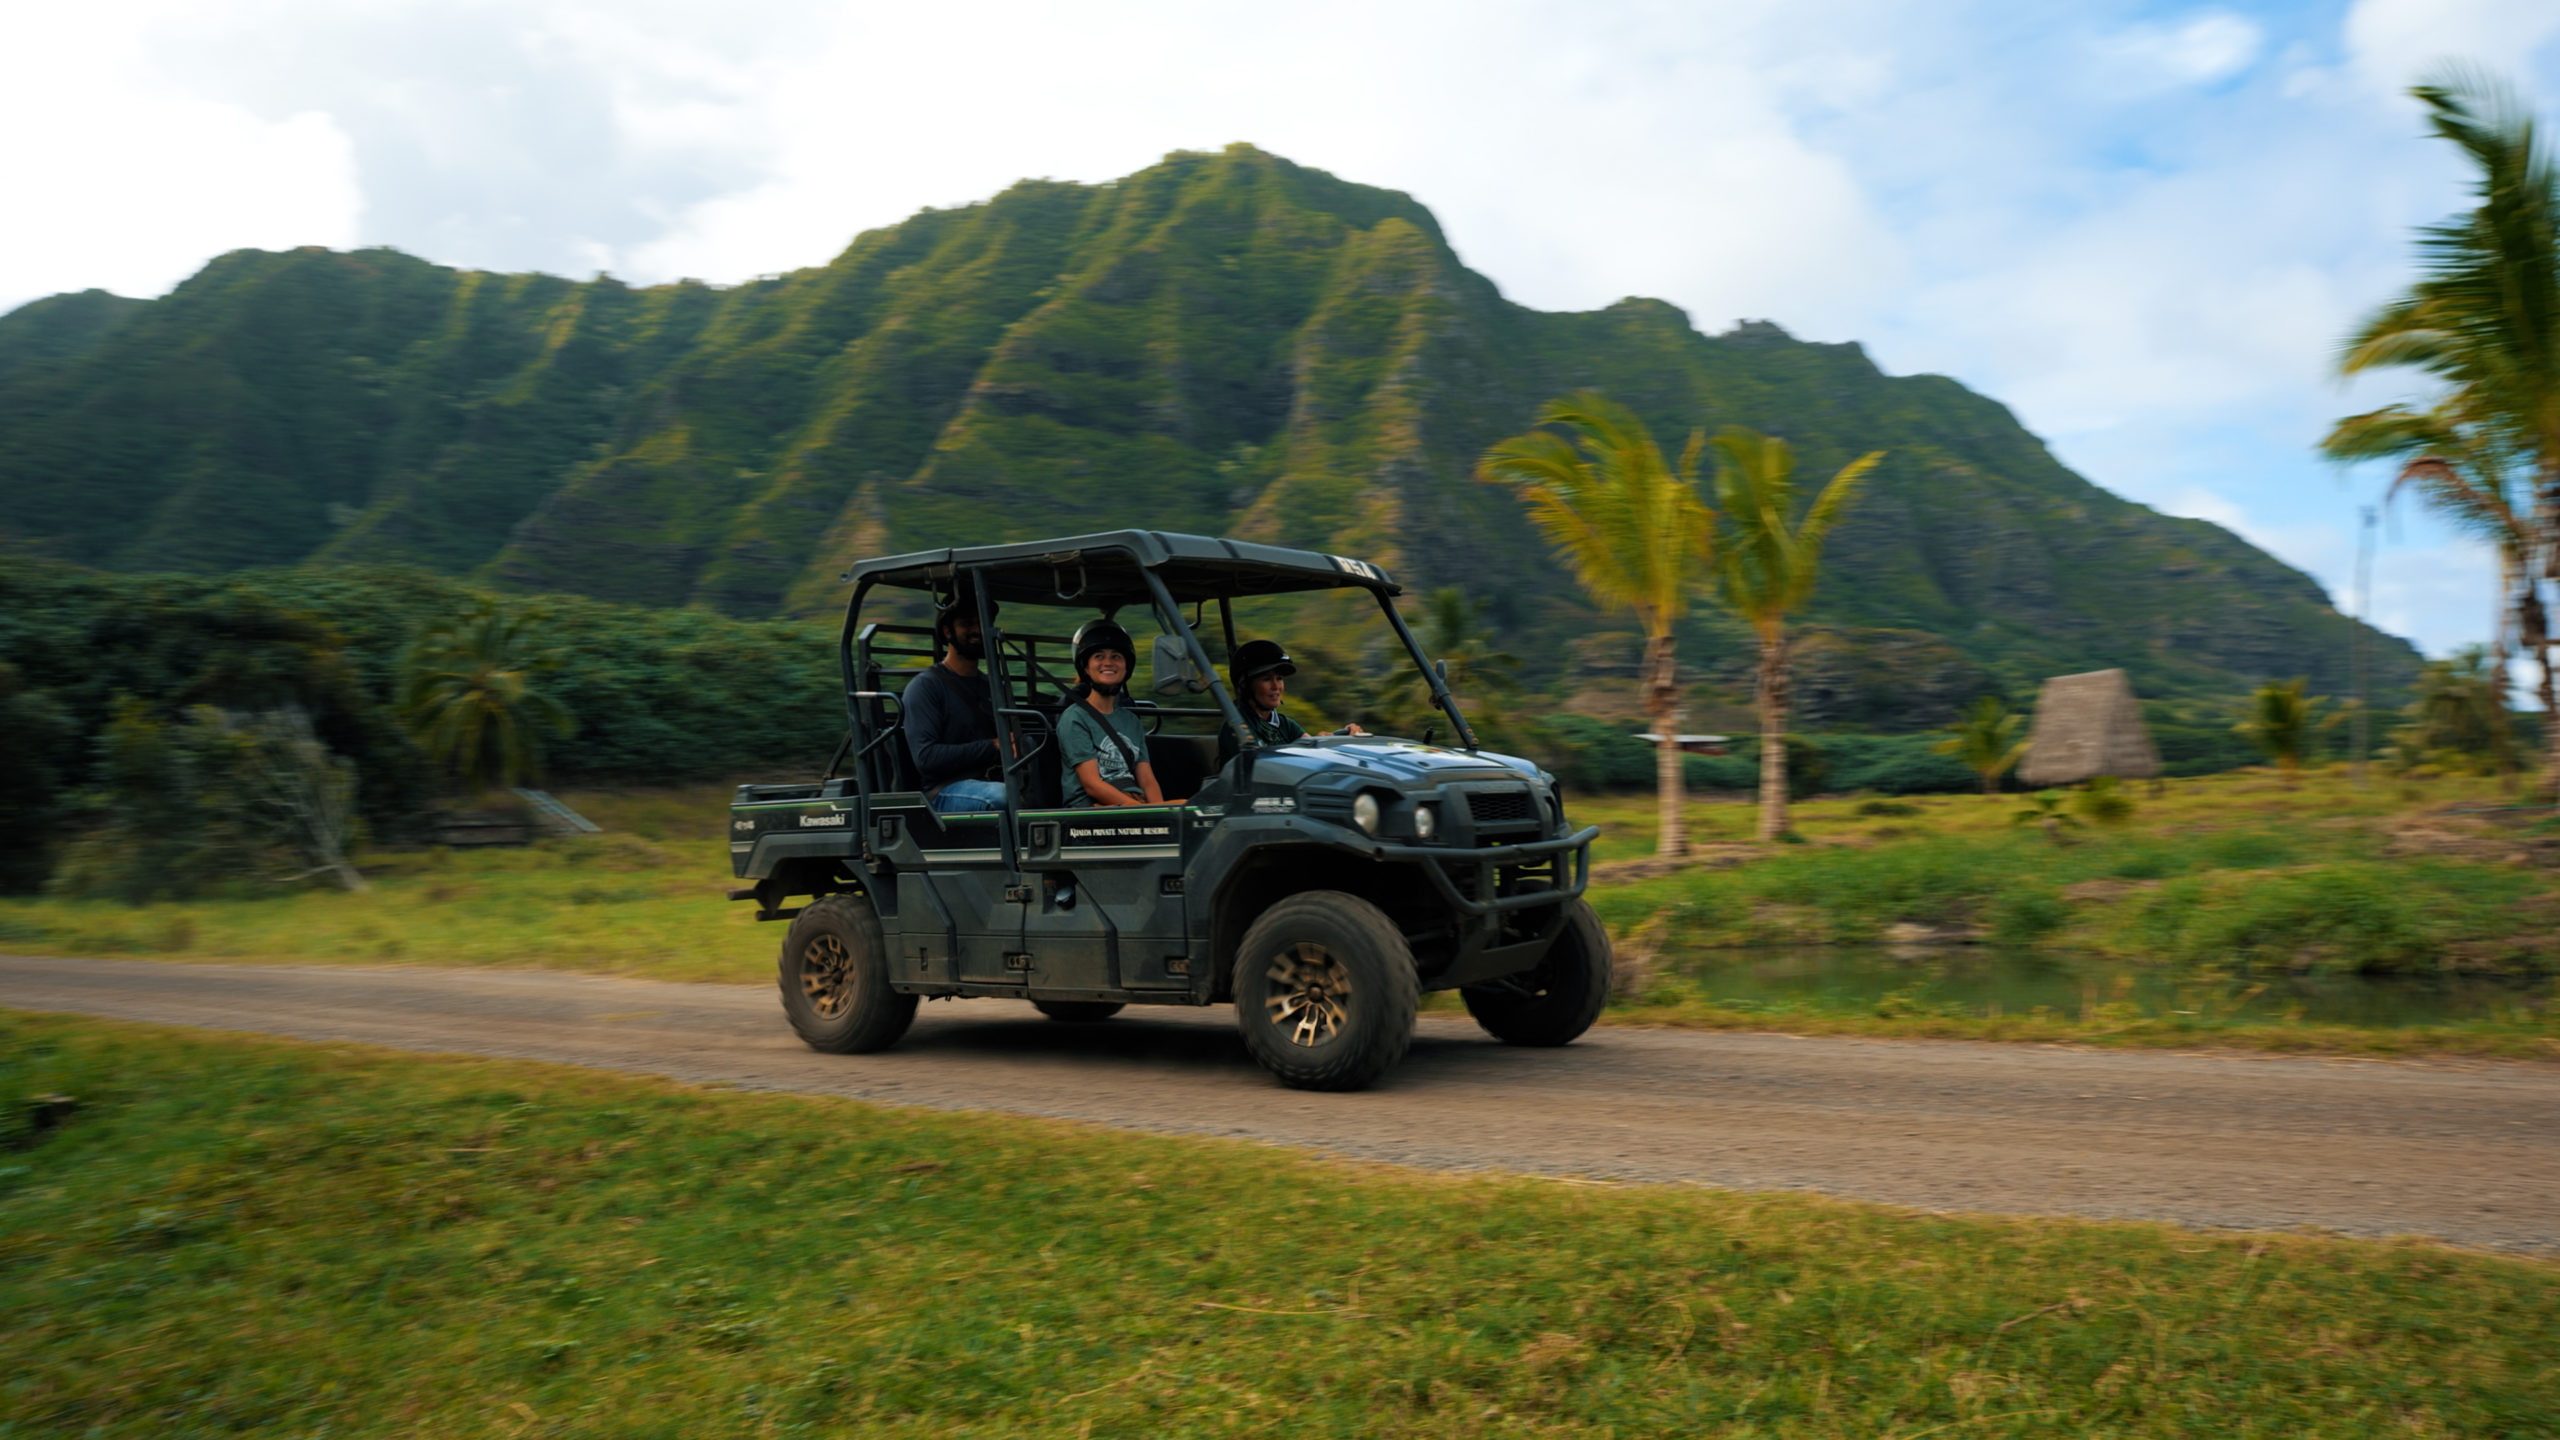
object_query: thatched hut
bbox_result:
[2019,669,2160,786]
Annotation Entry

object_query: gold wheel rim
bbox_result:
[802,934,853,1018]
[1264,942,1352,1048]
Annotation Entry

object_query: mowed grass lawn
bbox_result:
[2,770,2555,1057]
[5,1011,2555,1438]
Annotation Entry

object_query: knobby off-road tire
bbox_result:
[778,893,917,1054]
[1233,891,1419,1092]
[1033,1000,1125,1023]
[1460,897,1611,1047]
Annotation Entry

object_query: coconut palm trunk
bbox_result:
[1754,632,1789,841]
[2543,458,2560,798]
[1646,633,1687,857]
[1708,427,1882,844]
[2537,614,2560,800]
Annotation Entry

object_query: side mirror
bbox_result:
[1153,632,1207,696]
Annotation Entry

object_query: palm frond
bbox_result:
[1476,390,1714,639]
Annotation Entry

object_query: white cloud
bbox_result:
[2344,0,2560,97]
[2103,11,2265,87]
[0,5,359,312]
[624,1,1910,336]
[2371,537,2502,656]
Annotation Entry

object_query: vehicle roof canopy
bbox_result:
[848,530,1399,608]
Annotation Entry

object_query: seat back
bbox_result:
[858,674,927,795]
[1146,734,1218,801]
[1015,711,1064,809]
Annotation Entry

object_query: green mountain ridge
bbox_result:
[0,143,2415,719]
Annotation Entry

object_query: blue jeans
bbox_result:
[929,779,1008,815]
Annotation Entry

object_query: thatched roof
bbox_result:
[2019,669,2160,785]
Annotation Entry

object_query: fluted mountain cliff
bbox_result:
[0,143,2414,710]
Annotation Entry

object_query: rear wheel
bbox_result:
[778,893,917,1054]
[1033,1000,1125,1023]
[1233,891,1419,1091]
[1460,898,1611,1046]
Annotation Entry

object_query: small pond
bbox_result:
[1658,945,2556,1030]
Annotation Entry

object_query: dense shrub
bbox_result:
[0,557,845,890]
[44,702,354,902]
[0,661,70,891]
[1820,734,1981,796]
[1541,714,1654,790]
[2152,719,2284,777]
[2127,860,2534,973]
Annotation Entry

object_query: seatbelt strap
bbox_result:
[1074,697,1148,799]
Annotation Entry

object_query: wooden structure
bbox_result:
[2019,668,2160,786]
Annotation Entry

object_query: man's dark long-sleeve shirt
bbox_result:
[903,664,999,791]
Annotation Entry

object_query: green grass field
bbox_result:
[5,1011,2554,1438]
[2,771,2553,1058]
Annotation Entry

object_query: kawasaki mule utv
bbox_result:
[726,530,1607,1090]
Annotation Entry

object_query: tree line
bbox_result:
[0,558,844,896]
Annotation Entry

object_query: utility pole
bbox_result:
[2352,504,2377,785]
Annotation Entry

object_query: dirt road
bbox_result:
[7,954,2557,1254]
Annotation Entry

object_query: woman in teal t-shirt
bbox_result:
[1059,619,1168,808]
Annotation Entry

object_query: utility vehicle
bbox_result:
[727,531,1607,1090]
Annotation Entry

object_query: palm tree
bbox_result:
[1412,587,1520,701]
[398,600,572,798]
[1933,695,2026,798]
[2235,678,2331,787]
[2325,376,2534,766]
[1479,393,1715,859]
[2400,644,2520,775]
[1709,427,1884,841]
[2333,70,2560,792]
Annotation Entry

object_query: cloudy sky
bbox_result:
[5,0,2558,660]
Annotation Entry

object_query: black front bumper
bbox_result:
[1352,825,1599,916]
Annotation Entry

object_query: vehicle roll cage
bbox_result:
[822,531,1481,796]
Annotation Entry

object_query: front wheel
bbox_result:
[1460,897,1611,1046]
[778,893,917,1054]
[1232,891,1419,1091]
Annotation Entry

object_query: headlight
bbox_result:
[1413,803,1437,841]
[1352,792,1382,835]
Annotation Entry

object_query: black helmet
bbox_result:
[1229,638,1295,689]
[1072,618,1136,676]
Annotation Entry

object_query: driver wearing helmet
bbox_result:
[1058,619,1171,807]
[1218,638,1363,766]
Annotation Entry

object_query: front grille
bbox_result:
[1467,788,1537,827]
[1299,792,1356,823]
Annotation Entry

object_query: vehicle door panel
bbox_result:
[1018,806,1192,991]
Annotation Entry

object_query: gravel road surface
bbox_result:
[7,955,2556,1254]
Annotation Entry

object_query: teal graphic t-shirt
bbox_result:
[1058,702,1149,806]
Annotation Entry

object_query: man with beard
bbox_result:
[904,582,1010,814]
